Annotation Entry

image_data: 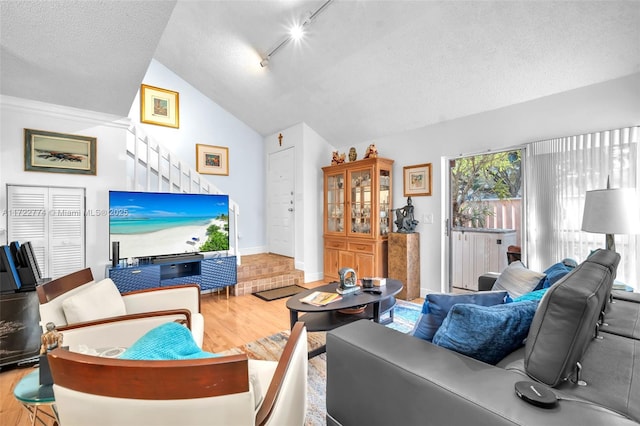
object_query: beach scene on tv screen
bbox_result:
[109,191,229,259]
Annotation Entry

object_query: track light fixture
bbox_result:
[259,0,334,68]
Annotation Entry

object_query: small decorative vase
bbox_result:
[348,147,357,162]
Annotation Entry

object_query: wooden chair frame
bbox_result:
[37,268,201,331]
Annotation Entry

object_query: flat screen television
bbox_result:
[109,191,230,261]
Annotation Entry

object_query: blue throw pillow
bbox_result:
[432,301,538,365]
[411,291,509,342]
[512,288,548,303]
[540,262,572,289]
[120,322,218,360]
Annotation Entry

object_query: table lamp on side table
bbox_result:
[581,187,640,252]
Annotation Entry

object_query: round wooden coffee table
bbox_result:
[286,279,403,357]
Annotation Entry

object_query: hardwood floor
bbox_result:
[0,281,423,425]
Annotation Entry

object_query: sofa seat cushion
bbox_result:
[491,261,546,298]
[432,300,538,365]
[120,322,218,360]
[524,249,620,387]
[61,278,126,324]
[612,290,640,304]
[190,313,205,348]
[412,291,508,342]
[602,298,640,340]
[554,331,640,423]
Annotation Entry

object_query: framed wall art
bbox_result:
[403,163,432,196]
[24,128,97,175]
[140,84,180,128]
[196,144,229,176]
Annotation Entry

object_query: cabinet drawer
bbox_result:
[348,241,375,253]
[109,266,160,293]
[325,240,347,250]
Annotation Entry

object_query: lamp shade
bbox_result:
[581,188,640,235]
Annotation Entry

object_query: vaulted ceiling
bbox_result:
[2,1,639,146]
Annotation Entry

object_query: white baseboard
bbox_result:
[304,271,324,283]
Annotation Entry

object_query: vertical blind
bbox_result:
[525,126,639,289]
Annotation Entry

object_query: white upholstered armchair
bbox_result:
[48,322,308,426]
[37,268,205,350]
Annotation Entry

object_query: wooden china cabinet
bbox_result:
[322,157,394,281]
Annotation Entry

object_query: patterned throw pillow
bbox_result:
[491,261,546,298]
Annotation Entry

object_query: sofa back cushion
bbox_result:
[61,278,126,324]
[39,280,95,329]
[524,249,619,387]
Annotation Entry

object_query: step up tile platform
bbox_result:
[234,253,305,296]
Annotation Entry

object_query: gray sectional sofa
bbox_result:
[325,249,640,425]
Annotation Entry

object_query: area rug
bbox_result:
[221,299,421,425]
[253,285,307,301]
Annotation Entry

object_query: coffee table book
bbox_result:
[300,291,342,306]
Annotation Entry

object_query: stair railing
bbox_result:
[125,125,240,264]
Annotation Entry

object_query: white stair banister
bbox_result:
[125,125,240,264]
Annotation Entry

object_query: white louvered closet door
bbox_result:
[7,185,85,279]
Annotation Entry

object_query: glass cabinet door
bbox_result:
[326,173,345,233]
[379,169,391,236]
[350,169,372,235]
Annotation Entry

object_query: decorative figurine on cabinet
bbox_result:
[348,147,357,161]
[331,151,346,165]
[364,144,378,159]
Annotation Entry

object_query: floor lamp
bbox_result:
[581,187,640,252]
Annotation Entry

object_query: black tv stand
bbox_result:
[151,253,204,265]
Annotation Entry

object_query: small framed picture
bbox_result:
[140,84,179,128]
[24,128,97,175]
[403,163,432,196]
[196,144,229,176]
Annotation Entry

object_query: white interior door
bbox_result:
[268,148,295,257]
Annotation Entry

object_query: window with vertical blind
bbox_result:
[7,185,85,279]
[525,126,639,289]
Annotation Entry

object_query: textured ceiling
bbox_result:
[2,1,639,146]
[0,0,177,116]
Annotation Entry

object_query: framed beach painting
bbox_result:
[140,84,180,128]
[24,128,97,175]
[403,163,432,196]
[196,144,229,176]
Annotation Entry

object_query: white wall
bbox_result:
[0,95,129,279]
[336,72,640,295]
[129,60,267,254]
[1,60,269,278]
[264,122,333,282]
[301,123,333,281]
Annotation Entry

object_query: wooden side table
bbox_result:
[388,232,420,300]
[13,369,58,426]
